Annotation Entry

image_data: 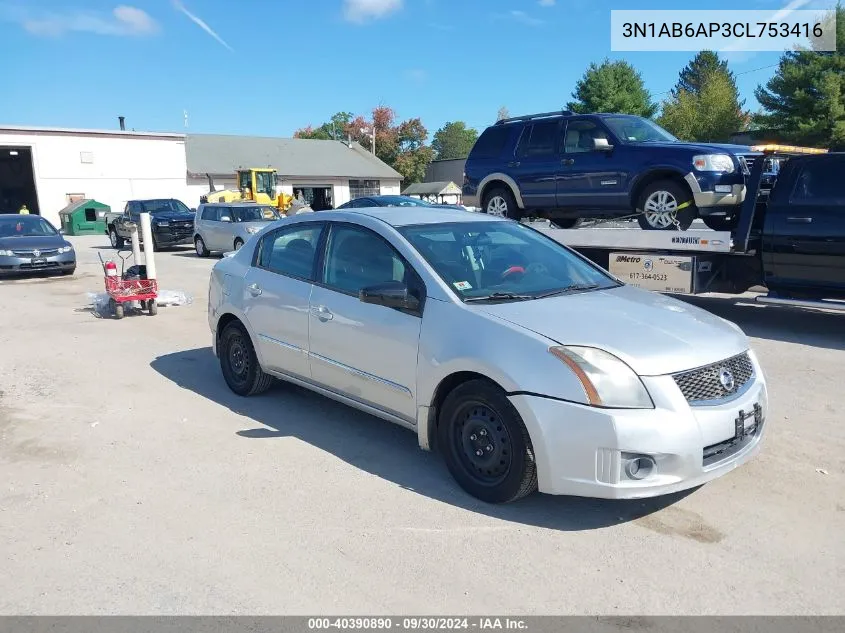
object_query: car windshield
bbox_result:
[399,221,619,302]
[0,215,58,238]
[379,196,433,207]
[603,116,678,143]
[139,200,192,215]
[233,206,279,222]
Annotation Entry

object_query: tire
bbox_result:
[109,227,125,249]
[219,321,274,396]
[438,379,538,504]
[233,238,244,251]
[482,187,521,220]
[636,180,696,231]
[550,218,582,229]
[702,215,737,231]
[61,268,76,276]
[195,236,210,257]
[114,302,125,320]
[148,300,158,316]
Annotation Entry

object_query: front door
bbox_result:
[308,222,422,423]
[201,206,224,251]
[509,120,562,209]
[242,221,325,379]
[768,156,845,292]
[557,118,627,210]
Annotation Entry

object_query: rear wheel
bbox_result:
[219,321,274,396]
[482,187,521,220]
[438,379,538,504]
[195,236,210,257]
[148,300,158,316]
[636,180,696,231]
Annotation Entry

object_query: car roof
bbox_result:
[314,207,505,227]
[201,201,272,206]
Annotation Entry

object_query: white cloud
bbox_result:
[343,0,403,24]
[173,0,233,51]
[539,0,556,6]
[13,5,158,37]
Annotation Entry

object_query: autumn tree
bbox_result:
[432,121,478,160]
[567,59,657,117]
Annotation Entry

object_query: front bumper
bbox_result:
[0,252,76,275]
[508,361,768,499]
[684,172,746,211]
[153,228,194,246]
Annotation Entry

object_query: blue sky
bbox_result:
[0,0,836,138]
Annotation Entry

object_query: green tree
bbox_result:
[431,121,478,160]
[673,50,735,97]
[658,71,747,142]
[294,111,354,140]
[753,3,845,147]
[566,59,657,117]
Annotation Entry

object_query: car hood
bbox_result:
[0,235,67,250]
[152,212,194,222]
[475,284,748,376]
[631,141,758,155]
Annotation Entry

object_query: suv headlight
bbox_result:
[549,346,654,409]
[693,154,735,173]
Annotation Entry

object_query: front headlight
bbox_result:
[58,245,73,254]
[693,154,735,173]
[245,226,260,234]
[549,346,654,409]
[0,249,13,256]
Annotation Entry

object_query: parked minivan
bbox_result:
[194,202,282,256]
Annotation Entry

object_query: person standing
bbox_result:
[18,204,29,214]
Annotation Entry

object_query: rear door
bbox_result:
[767,156,845,292]
[557,118,627,210]
[241,221,325,379]
[509,119,562,208]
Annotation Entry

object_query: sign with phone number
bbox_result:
[608,253,694,294]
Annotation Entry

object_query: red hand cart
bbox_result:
[98,251,158,319]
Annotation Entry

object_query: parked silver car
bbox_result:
[0,214,76,276]
[207,207,768,503]
[193,202,282,256]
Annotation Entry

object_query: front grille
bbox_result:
[672,352,754,404]
[12,249,59,257]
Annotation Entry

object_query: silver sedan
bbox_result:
[208,208,768,503]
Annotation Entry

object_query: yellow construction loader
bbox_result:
[201,168,294,214]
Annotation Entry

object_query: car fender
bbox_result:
[477,173,526,209]
[628,165,692,205]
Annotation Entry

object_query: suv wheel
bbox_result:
[482,187,520,220]
[109,227,124,249]
[636,180,696,231]
[195,235,210,257]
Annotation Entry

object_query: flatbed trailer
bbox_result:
[530,146,845,313]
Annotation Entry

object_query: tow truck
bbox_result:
[533,145,845,313]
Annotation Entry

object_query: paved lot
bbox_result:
[0,235,842,615]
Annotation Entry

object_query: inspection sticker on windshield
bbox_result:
[453,281,473,291]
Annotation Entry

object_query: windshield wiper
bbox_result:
[464,292,535,303]
[534,283,600,299]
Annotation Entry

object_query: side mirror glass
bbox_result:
[359,281,420,312]
[593,137,614,152]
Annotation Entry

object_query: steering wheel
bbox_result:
[500,265,526,280]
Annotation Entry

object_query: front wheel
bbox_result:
[109,227,125,249]
[636,180,696,231]
[438,379,538,504]
[148,300,158,316]
[219,322,275,396]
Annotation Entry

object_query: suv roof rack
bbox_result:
[495,110,573,125]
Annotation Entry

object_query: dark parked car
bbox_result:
[336,195,465,210]
[107,198,195,249]
[462,110,769,231]
[0,214,76,276]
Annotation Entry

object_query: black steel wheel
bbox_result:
[438,379,537,503]
[219,321,274,396]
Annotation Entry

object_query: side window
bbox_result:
[519,120,560,157]
[256,223,323,281]
[563,120,607,153]
[201,206,217,220]
[790,159,845,204]
[322,225,407,295]
[218,206,233,222]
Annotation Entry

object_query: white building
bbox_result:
[0,126,403,227]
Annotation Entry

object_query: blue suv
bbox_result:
[462,111,761,231]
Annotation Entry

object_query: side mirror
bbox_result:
[58,228,65,235]
[191,207,197,213]
[593,137,614,152]
[359,281,420,312]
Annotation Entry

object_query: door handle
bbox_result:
[561,158,575,166]
[247,283,262,296]
[507,161,520,168]
[311,305,333,321]
[786,217,813,223]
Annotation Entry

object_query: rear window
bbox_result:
[469,126,511,159]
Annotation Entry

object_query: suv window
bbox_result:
[563,120,607,153]
[201,206,217,220]
[791,158,845,203]
[322,224,407,295]
[470,126,510,159]
[517,121,560,158]
[256,223,323,280]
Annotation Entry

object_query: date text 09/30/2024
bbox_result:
[308,618,528,630]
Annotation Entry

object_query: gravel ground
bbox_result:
[0,235,842,615]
